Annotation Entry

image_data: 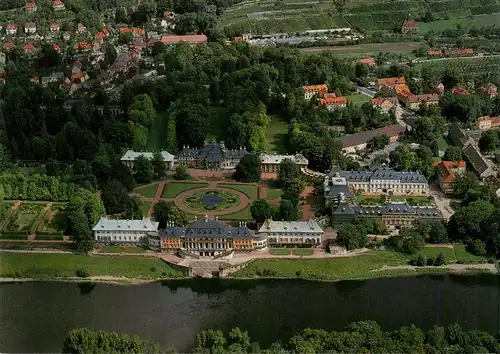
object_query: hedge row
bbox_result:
[35,235,64,240]
[0,234,28,240]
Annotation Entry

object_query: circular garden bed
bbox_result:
[184,190,240,212]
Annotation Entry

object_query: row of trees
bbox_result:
[63,322,500,353]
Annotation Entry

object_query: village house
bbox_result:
[6,24,17,36]
[74,41,92,51]
[401,19,419,34]
[2,42,15,50]
[260,154,308,173]
[161,10,177,29]
[120,150,175,170]
[437,83,445,94]
[477,83,498,98]
[341,124,406,153]
[50,23,60,32]
[71,72,88,83]
[371,97,398,113]
[24,22,36,34]
[433,160,466,194]
[320,96,347,111]
[52,0,65,10]
[158,34,208,46]
[25,1,37,12]
[426,49,442,57]
[24,43,36,54]
[303,84,328,100]
[476,115,500,130]
[399,93,440,110]
[119,27,145,37]
[95,32,104,42]
[359,57,376,66]
[376,77,406,90]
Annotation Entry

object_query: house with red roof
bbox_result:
[401,19,418,34]
[52,0,65,10]
[359,57,376,66]
[371,97,399,113]
[6,24,17,35]
[24,43,36,54]
[434,160,466,193]
[95,32,104,41]
[426,49,442,57]
[74,41,92,51]
[102,28,109,37]
[52,43,61,53]
[376,77,406,90]
[158,34,207,46]
[119,27,145,36]
[50,23,60,32]
[25,1,37,12]
[320,97,348,111]
[477,83,497,98]
[444,48,473,57]
[400,93,440,110]
[2,42,15,50]
[477,115,500,130]
[77,23,86,33]
[303,84,328,100]
[451,87,470,95]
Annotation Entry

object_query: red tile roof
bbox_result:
[402,19,418,28]
[6,24,17,30]
[303,84,328,92]
[74,41,92,50]
[25,2,37,8]
[433,160,466,183]
[95,32,104,40]
[359,57,376,66]
[24,43,36,52]
[371,97,398,106]
[119,27,145,36]
[52,43,61,52]
[2,42,15,49]
[377,77,406,86]
[320,97,347,105]
[159,34,207,44]
[452,87,470,95]
[52,0,64,6]
[427,49,442,56]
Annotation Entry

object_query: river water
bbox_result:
[1,275,499,353]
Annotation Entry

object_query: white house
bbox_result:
[6,24,17,35]
[257,219,323,246]
[260,154,308,173]
[120,149,175,170]
[93,217,159,244]
[24,22,37,34]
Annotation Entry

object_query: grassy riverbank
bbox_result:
[0,252,187,280]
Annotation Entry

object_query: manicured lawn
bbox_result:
[356,195,432,205]
[219,207,253,221]
[101,246,147,253]
[437,136,449,152]
[267,187,283,200]
[265,115,289,154]
[454,244,488,264]
[270,248,291,256]
[346,93,370,107]
[420,247,456,261]
[0,253,187,279]
[147,111,168,150]
[219,184,258,200]
[162,182,208,198]
[141,201,152,217]
[293,248,314,256]
[232,250,408,280]
[135,183,159,198]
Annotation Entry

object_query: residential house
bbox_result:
[50,23,60,32]
[62,31,70,41]
[376,77,406,90]
[25,1,37,12]
[401,19,419,34]
[303,84,328,100]
[93,217,159,244]
[24,22,36,34]
[2,42,15,50]
[433,160,466,193]
[177,141,249,170]
[31,76,39,83]
[119,27,145,36]
[371,97,398,113]
[23,43,36,54]
[320,96,347,111]
[426,49,442,57]
[52,0,65,10]
[477,83,498,98]
[161,10,177,29]
[258,219,323,246]
[70,60,82,74]
[451,87,470,95]
[400,93,440,110]
[77,23,86,33]
[41,72,64,86]
[359,57,376,66]
[74,41,92,51]
[158,34,207,46]
[95,32,104,42]
[147,218,267,257]
[71,72,88,83]
[6,24,17,35]
[260,154,308,173]
[476,116,500,130]
[120,149,175,170]
[341,123,406,153]
[52,43,61,53]
[146,31,160,41]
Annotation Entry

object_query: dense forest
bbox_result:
[63,321,500,353]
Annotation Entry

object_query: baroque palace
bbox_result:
[93,216,324,258]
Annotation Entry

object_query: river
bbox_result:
[1,275,500,353]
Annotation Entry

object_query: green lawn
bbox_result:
[162,182,208,198]
[267,187,283,200]
[219,207,253,221]
[293,248,314,256]
[140,201,152,217]
[265,116,289,154]
[420,247,456,261]
[0,253,187,279]
[437,136,449,152]
[346,93,370,107]
[207,106,230,141]
[101,246,147,254]
[232,250,408,280]
[270,248,291,256]
[219,184,258,200]
[419,14,500,34]
[454,244,488,264]
[147,111,168,150]
[135,183,159,198]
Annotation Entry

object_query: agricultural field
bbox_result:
[414,55,500,78]
[300,42,424,57]
[419,13,500,33]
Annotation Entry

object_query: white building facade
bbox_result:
[258,219,323,245]
[93,217,159,244]
[121,149,175,170]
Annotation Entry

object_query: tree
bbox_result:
[250,200,273,223]
[389,144,418,171]
[134,156,154,184]
[434,252,445,266]
[277,159,302,189]
[478,130,497,153]
[153,201,187,228]
[233,154,261,183]
[367,135,390,151]
[119,32,133,44]
[386,228,425,254]
[174,165,190,180]
[278,198,299,221]
[451,172,478,198]
[337,223,368,250]
[443,146,463,161]
[448,199,494,242]
[123,197,143,220]
[469,239,487,256]
[151,152,166,180]
[101,180,129,214]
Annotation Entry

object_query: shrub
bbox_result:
[415,253,426,266]
[76,268,89,278]
[468,239,487,256]
[150,267,157,272]
[487,258,496,264]
[434,252,445,266]
[426,257,435,266]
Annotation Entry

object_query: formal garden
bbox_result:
[184,190,240,212]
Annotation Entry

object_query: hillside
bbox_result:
[218,0,500,35]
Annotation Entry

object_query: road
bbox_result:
[356,86,376,98]
[429,185,456,221]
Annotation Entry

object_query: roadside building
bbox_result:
[260,154,308,173]
[303,84,328,100]
[258,219,323,246]
[433,160,466,193]
[120,149,175,170]
[426,49,442,57]
[376,77,406,90]
[340,123,406,153]
[443,48,473,57]
[320,97,347,111]
[401,19,419,34]
[93,217,159,244]
[177,142,248,170]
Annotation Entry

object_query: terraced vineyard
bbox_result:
[219,0,500,34]
[414,55,500,78]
